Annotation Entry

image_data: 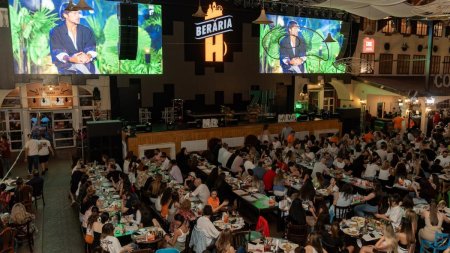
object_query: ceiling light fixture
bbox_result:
[253,0,273,24]
[192,0,207,18]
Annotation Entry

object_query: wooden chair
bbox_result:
[11,220,34,252]
[0,227,15,253]
[285,223,308,245]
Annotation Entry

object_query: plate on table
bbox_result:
[316,189,328,196]
[280,242,298,252]
[343,228,359,237]
[351,217,365,224]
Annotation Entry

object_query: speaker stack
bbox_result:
[87,120,123,163]
[118,3,138,60]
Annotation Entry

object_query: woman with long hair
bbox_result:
[305,231,327,253]
[215,228,235,253]
[299,178,316,202]
[149,173,163,204]
[360,224,398,253]
[419,200,450,242]
[320,221,354,253]
[288,198,307,225]
[164,214,190,252]
[396,218,415,253]
[10,202,34,225]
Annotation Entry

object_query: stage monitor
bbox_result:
[259,14,346,74]
[8,0,163,75]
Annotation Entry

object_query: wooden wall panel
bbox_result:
[127,120,342,155]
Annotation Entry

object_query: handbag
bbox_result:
[85,227,94,244]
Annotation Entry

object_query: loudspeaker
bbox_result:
[87,121,123,163]
[118,3,138,60]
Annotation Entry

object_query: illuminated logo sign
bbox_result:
[194,2,233,62]
[362,37,375,53]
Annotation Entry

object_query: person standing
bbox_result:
[38,134,54,175]
[0,135,11,178]
[24,134,40,176]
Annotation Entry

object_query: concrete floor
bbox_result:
[7,149,84,253]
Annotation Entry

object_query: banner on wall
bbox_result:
[26,83,73,108]
[194,1,233,62]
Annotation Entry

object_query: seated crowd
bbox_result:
[69,122,450,253]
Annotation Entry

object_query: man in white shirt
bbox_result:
[375,143,388,162]
[160,152,171,171]
[169,160,183,184]
[311,158,329,179]
[38,135,54,175]
[191,178,210,204]
[435,150,450,167]
[24,134,40,176]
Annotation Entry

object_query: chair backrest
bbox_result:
[155,248,180,253]
[286,223,307,245]
[0,227,15,253]
[334,205,351,220]
[433,232,449,248]
[232,230,251,249]
[256,216,270,237]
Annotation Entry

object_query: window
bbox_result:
[433,22,443,37]
[362,18,376,34]
[444,56,450,74]
[379,54,393,74]
[400,18,411,35]
[431,55,441,74]
[397,54,410,74]
[416,21,428,36]
[412,55,426,74]
[360,53,375,74]
[382,20,396,34]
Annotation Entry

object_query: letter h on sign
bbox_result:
[205,35,224,62]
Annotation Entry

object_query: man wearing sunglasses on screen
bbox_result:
[279,20,307,74]
[49,3,98,74]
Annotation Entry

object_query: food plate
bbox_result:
[343,228,359,237]
[351,217,365,223]
[280,242,298,252]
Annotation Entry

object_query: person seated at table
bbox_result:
[418,200,450,242]
[375,194,404,230]
[159,152,171,171]
[333,156,346,170]
[396,217,415,253]
[263,165,277,192]
[191,178,210,205]
[83,205,100,232]
[93,212,109,234]
[377,160,392,186]
[306,198,329,229]
[100,223,134,253]
[299,179,316,202]
[301,147,315,162]
[164,214,190,252]
[184,172,197,191]
[160,188,173,219]
[312,172,325,190]
[251,174,266,194]
[319,221,354,253]
[359,224,398,253]
[154,183,167,212]
[168,191,180,222]
[148,174,163,204]
[108,158,122,172]
[195,205,220,247]
[287,198,307,225]
[10,202,37,233]
[332,183,353,209]
[413,176,436,202]
[169,160,183,184]
[121,190,139,216]
[0,183,12,212]
[215,228,235,253]
[126,200,143,226]
[208,189,229,213]
[326,178,339,194]
[354,182,383,217]
[363,155,381,180]
[312,158,329,180]
[304,231,328,253]
[13,177,33,212]
[176,199,196,223]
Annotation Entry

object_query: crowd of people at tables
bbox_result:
[67,121,450,253]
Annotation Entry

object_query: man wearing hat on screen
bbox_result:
[279,20,307,73]
[49,3,98,74]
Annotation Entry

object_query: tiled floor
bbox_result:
[7,149,84,253]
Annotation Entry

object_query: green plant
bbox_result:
[9,1,58,74]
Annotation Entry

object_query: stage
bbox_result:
[127,119,342,158]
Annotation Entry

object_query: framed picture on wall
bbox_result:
[0,8,8,28]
